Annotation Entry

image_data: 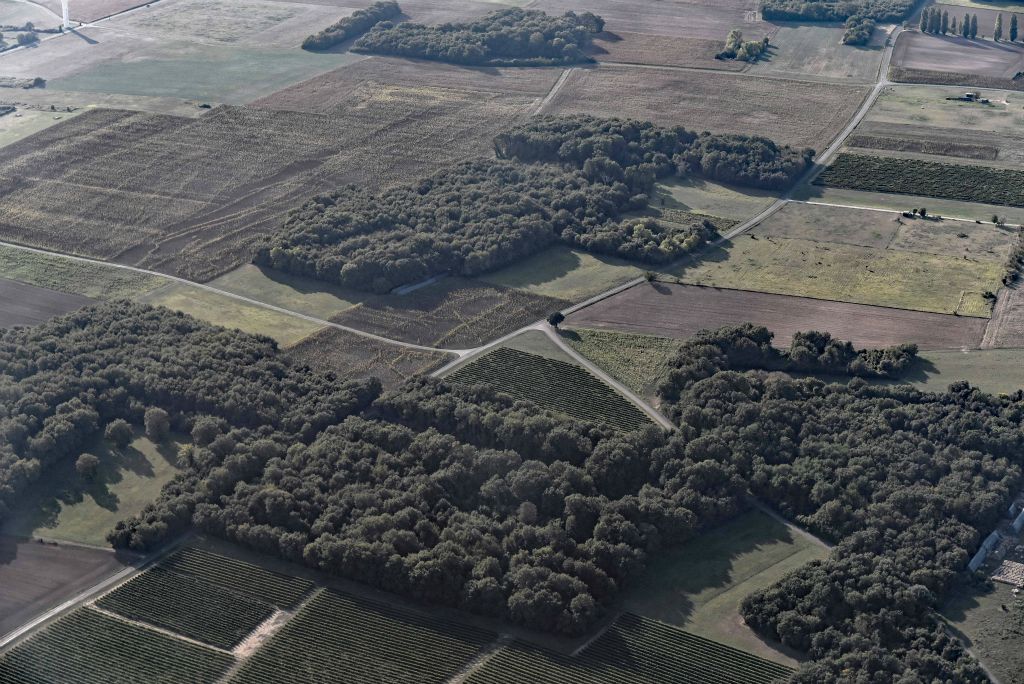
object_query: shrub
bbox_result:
[144,407,170,442]
[75,453,100,480]
[104,419,132,449]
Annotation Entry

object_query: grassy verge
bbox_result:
[207,264,358,320]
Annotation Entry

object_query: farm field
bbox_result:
[757,201,1018,261]
[0,607,234,684]
[845,121,1024,170]
[501,329,579,363]
[97,566,275,650]
[468,613,795,684]
[863,85,1024,136]
[35,0,151,23]
[207,265,357,321]
[542,65,870,151]
[329,278,567,348]
[0,537,129,636]
[478,246,646,302]
[792,186,1024,224]
[938,0,1024,10]
[0,0,60,28]
[623,509,828,665]
[0,277,93,328]
[231,589,495,684]
[748,24,888,83]
[655,178,778,222]
[447,347,651,431]
[936,4,1024,41]
[942,581,1024,684]
[0,110,82,150]
[891,31,1024,80]
[283,327,452,388]
[137,282,324,347]
[559,327,680,398]
[893,349,1024,394]
[816,153,1024,208]
[589,32,748,71]
[983,284,1024,347]
[674,234,1003,317]
[565,282,987,351]
[0,243,163,300]
[1,432,183,547]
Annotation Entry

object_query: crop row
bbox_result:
[161,547,314,609]
[231,589,495,684]
[0,607,233,684]
[467,613,792,684]
[97,566,274,650]
[816,153,1024,207]
[449,348,650,432]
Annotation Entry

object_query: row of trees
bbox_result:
[760,0,914,22]
[301,0,400,51]
[841,15,875,45]
[352,8,604,66]
[656,324,1024,681]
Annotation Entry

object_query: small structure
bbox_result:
[992,559,1024,587]
[969,530,1002,571]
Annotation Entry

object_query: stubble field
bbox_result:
[892,30,1024,79]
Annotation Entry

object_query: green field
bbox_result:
[138,282,323,347]
[206,265,358,321]
[792,185,1024,225]
[865,85,1024,133]
[161,547,314,610]
[560,328,679,398]
[892,349,1024,395]
[655,178,778,222]
[468,613,795,684]
[0,244,163,300]
[1,433,182,547]
[0,110,81,149]
[0,607,234,684]
[479,246,645,302]
[448,347,652,432]
[622,509,828,665]
[232,589,495,684]
[748,24,885,83]
[943,581,1024,684]
[676,234,1002,317]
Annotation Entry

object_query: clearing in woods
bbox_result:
[891,348,1024,394]
[621,509,828,666]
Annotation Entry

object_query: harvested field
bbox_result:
[284,327,452,389]
[889,65,1024,91]
[748,24,887,83]
[588,32,748,70]
[0,243,163,299]
[329,278,568,348]
[231,589,495,684]
[543,65,869,150]
[0,607,234,684]
[560,328,679,397]
[816,153,1024,207]
[566,281,987,349]
[448,347,652,432]
[160,547,313,610]
[36,0,150,23]
[0,277,93,328]
[939,0,1024,11]
[846,131,1000,161]
[983,284,1024,347]
[936,4,1024,41]
[891,31,1024,79]
[675,235,1002,317]
[0,536,129,636]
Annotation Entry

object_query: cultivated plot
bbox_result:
[748,23,887,83]
[0,276,93,328]
[983,284,1024,347]
[892,30,1024,80]
[623,509,827,665]
[559,327,680,398]
[0,243,163,299]
[542,64,869,150]
[0,109,82,150]
[937,4,1024,41]
[478,245,644,302]
[566,282,988,350]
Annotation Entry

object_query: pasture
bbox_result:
[0,244,162,299]
[655,178,778,222]
[232,589,495,684]
[864,85,1024,136]
[0,607,234,684]
[942,581,1024,684]
[565,282,988,350]
[623,509,828,665]
[0,277,93,328]
[208,265,357,321]
[1,433,183,547]
[468,613,795,684]
[897,349,1024,394]
[675,234,1003,316]
[748,24,887,83]
[447,347,652,432]
[478,246,644,303]
[0,537,129,636]
[542,65,870,151]
[559,327,680,398]
[891,31,1024,80]
[36,0,151,22]
[283,327,452,388]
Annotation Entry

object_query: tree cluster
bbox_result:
[717,29,769,62]
[760,0,914,22]
[841,15,875,45]
[656,324,1024,681]
[495,114,814,191]
[302,0,401,51]
[352,8,604,66]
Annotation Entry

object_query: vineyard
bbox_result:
[0,607,233,684]
[448,347,651,432]
[231,589,495,684]
[816,154,1024,208]
[467,613,793,684]
[96,566,274,650]
[161,547,314,609]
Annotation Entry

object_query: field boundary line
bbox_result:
[570,611,621,656]
[533,66,573,115]
[446,633,513,684]
[748,498,832,552]
[88,604,235,655]
[0,238,471,356]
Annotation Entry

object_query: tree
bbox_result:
[144,407,170,442]
[919,207,927,217]
[963,13,971,37]
[995,13,1003,41]
[920,7,929,31]
[930,8,942,33]
[951,16,958,34]
[1011,14,1018,41]
[75,453,100,480]
[104,419,132,449]
[547,311,565,327]
[941,10,948,34]
[16,32,38,46]
[971,14,978,38]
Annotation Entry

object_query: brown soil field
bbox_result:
[0,535,131,636]
[567,282,987,350]
[543,65,869,151]
[588,32,748,71]
[935,4,1024,41]
[892,31,1024,79]
[0,277,94,328]
[284,328,452,388]
[889,65,1024,91]
[531,0,769,40]
[982,283,1024,347]
[331,278,569,348]
[35,0,149,23]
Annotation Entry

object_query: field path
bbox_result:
[533,67,573,115]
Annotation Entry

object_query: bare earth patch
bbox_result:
[892,31,1024,79]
